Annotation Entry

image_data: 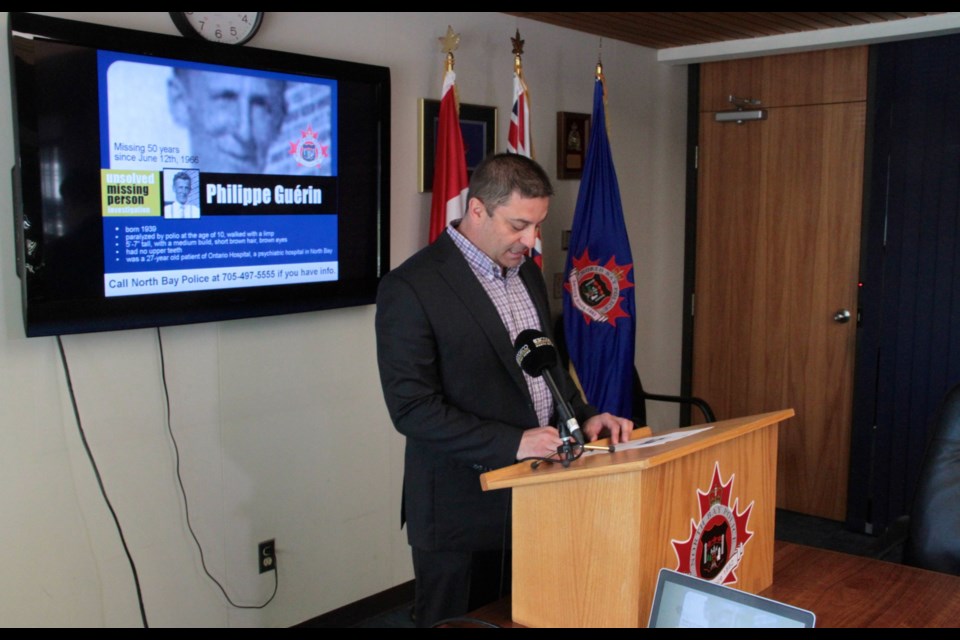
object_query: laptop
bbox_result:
[647,568,816,628]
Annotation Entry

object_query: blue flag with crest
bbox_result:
[562,71,636,418]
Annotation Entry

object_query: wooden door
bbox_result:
[693,48,867,520]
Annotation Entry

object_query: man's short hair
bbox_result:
[173,67,287,120]
[173,170,192,186]
[466,152,554,214]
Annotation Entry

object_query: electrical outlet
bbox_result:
[258,539,276,573]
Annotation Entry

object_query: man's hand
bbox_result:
[516,426,564,460]
[583,413,634,445]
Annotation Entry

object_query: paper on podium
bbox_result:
[606,426,713,453]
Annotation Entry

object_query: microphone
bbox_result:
[514,329,585,446]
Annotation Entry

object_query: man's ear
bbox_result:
[167,75,189,128]
[466,197,485,220]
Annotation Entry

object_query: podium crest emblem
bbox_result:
[672,462,754,584]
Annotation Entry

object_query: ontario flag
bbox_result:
[507,67,542,267]
[562,71,636,418]
[428,69,469,244]
[507,71,531,156]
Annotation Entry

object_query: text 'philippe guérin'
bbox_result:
[206,183,322,207]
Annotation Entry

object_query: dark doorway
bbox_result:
[849,33,960,535]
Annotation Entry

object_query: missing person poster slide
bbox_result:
[96,50,340,297]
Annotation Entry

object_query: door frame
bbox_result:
[680,64,700,427]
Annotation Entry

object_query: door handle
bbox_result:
[833,309,851,324]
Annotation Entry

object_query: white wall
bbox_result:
[0,12,688,627]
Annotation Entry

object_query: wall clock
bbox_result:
[169,12,264,45]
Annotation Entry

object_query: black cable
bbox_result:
[57,336,150,628]
[519,442,586,469]
[156,327,278,609]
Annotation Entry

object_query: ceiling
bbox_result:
[503,12,945,50]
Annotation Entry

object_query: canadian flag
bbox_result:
[428,69,469,244]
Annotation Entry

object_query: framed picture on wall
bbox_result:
[418,99,498,193]
[557,111,590,180]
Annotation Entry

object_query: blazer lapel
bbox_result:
[520,260,552,335]
[432,234,532,403]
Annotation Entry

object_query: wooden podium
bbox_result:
[480,409,794,628]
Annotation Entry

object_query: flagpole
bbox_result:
[508,29,542,267]
[508,29,532,158]
[561,60,637,418]
[428,26,469,244]
[443,31,458,111]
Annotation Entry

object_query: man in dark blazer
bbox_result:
[375,153,633,627]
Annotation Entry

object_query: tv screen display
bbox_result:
[7,12,390,337]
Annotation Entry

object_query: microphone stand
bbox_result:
[530,418,577,470]
[556,420,576,468]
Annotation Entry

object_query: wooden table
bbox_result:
[766,541,960,628]
[461,541,960,628]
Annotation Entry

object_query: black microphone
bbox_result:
[514,329,586,446]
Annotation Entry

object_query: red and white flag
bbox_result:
[507,66,542,267]
[428,69,469,244]
[507,71,531,157]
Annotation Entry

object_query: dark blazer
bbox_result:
[375,232,596,551]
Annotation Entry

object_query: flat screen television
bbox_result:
[7,12,390,337]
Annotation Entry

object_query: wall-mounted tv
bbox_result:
[7,12,390,337]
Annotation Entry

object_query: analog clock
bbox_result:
[169,12,264,45]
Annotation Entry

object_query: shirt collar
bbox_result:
[447,221,524,281]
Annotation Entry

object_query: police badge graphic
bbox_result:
[564,249,634,327]
[288,124,328,169]
[672,463,754,585]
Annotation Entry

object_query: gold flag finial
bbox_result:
[596,56,607,108]
[439,25,460,72]
[596,37,604,79]
[439,25,460,54]
[511,29,525,56]
[511,29,525,74]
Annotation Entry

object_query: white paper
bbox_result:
[612,426,713,451]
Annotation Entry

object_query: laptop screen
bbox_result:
[648,568,816,628]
